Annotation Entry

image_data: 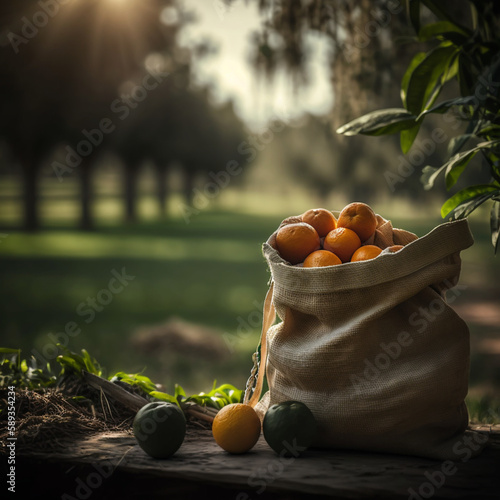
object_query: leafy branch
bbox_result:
[336,0,500,252]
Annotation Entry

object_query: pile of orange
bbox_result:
[275,202,403,267]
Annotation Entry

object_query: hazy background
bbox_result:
[0,0,498,408]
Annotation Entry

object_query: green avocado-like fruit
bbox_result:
[263,401,317,457]
[133,402,186,458]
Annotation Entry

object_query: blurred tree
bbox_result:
[0,0,181,229]
[112,57,246,221]
[247,0,424,202]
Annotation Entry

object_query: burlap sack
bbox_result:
[246,214,485,460]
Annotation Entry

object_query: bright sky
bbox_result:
[179,0,333,129]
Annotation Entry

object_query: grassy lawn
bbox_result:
[0,193,498,419]
[0,211,279,393]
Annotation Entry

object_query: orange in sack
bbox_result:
[323,227,361,263]
[303,250,342,268]
[337,202,377,242]
[351,245,382,262]
[275,222,321,265]
[302,208,337,237]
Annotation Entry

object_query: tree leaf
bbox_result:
[441,184,500,219]
[448,134,475,156]
[336,109,417,136]
[407,0,421,33]
[476,123,500,137]
[491,200,500,253]
[440,136,500,189]
[400,120,422,154]
[405,45,458,115]
[421,165,445,190]
[458,52,476,96]
[401,52,426,107]
[417,95,476,119]
[420,0,467,29]
[418,21,470,42]
[444,148,480,189]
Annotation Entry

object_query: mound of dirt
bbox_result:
[130,317,230,360]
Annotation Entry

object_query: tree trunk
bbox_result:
[183,168,196,206]
[124,161,139,223]
[21,159,39,231]
[80,161,93,230]
[156,163,168,217]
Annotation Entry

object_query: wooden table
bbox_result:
[17,425,500,499]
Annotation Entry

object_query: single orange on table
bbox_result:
[351,244,382,262]
[303,250,342,268]
[212,403,261,454]
[301,208,337,237]
[275,222,321,264]
[337,202,377,242]
[323,227,361,262]
[387,244,404,253]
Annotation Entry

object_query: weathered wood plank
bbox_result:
[18,426,500,499]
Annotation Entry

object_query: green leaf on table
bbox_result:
[175,384,187,403]
[81,349,101,376]
[0,347,22,354]
[57,354,83,375]
[336,109,417,136]
[150,391,179,405]
[441,184,500,219]
[110,371,158,393]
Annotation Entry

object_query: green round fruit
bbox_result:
[263,401,317,457]
[133,402,186,459]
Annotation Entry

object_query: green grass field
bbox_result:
[0,187,499,419]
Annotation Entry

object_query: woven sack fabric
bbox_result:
[253,215,484,460]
